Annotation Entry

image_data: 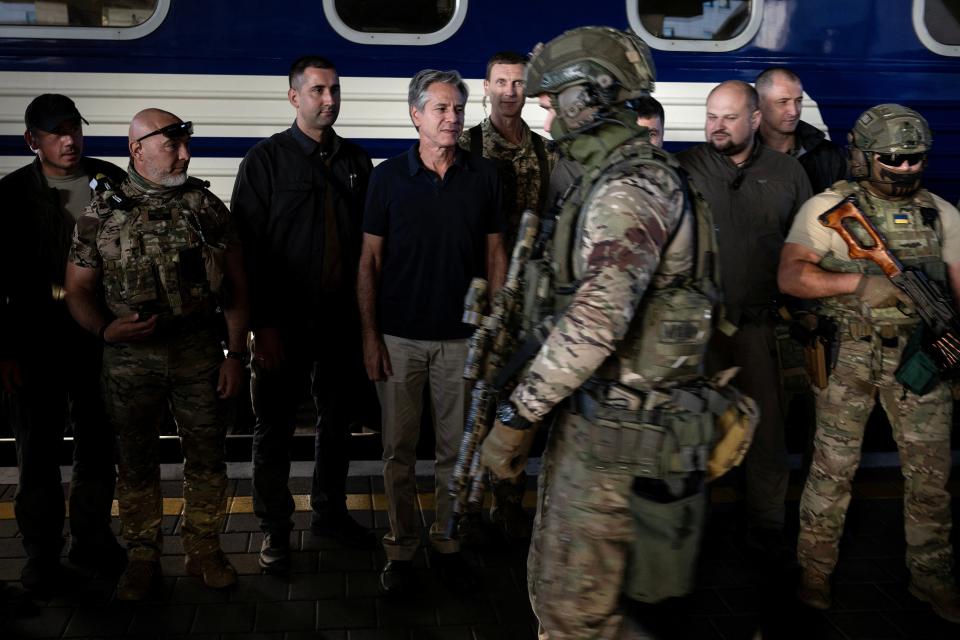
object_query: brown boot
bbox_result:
[185,550,237,589]
[116,559,160,601]
[909,581,960,624]
[797,569,831,610]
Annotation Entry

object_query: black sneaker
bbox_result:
[258,532,291,573]
[68,539,128,576]
[310,513,376,549]
[433,551,478,594]
[21,557,77,595]
[379,559,413,596]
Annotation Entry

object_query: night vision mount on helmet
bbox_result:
[524,26,655,103]
[525,26,656,148]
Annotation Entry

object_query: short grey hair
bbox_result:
[408,69,468,112]
[755,67,801,97]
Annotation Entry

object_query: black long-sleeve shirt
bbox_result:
[231,124,372,332]
[678,142,812,324]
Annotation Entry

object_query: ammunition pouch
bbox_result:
[574,372,756,482]
[574,384,713,480]
[625,490,706,602]
[895,323,941,395]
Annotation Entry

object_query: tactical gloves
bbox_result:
[481,420,539,480]
[855,274,913,309]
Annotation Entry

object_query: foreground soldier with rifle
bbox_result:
[458,27,757,638]
[779,103,960,623]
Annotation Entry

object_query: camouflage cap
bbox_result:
[851,103,932,154]
[524,26,655,105]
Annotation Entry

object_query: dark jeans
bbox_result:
[5,336,116,560]
[250,330,362,534]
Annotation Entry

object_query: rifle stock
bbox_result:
[817,196,960,370]
[447,211,540,537]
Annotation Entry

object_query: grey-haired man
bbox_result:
[358,69,506,595]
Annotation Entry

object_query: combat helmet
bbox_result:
[848,103,932,197]
[525,27,655,147]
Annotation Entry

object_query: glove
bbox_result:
[481,420,538,480]
[855,275,912,309]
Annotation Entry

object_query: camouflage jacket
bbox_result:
[511,132,687,420]
[459,117,554,248]
[70,166,237,319]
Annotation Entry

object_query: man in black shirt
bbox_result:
[678,80,812,562]
[231,56,374,572]
[359,69,506,595]
[0,94,126,592]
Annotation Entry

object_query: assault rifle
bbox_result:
[818,196,960,370]
[447,210,540,538]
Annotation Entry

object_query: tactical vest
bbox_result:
[817,180,944,328]
[522,141,723,391]
[99,177,225,319]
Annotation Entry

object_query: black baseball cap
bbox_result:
[24,94,89,132]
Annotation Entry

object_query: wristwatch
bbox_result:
[225,350,250,365]
[496,401,532,430]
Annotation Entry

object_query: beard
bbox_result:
[709,134,750,157]
[157,171,188,187]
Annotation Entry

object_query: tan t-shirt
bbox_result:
[46,172,92,221]
[785,188,960,265]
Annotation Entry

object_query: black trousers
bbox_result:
[250,328,366,534]
[5,334,116,559]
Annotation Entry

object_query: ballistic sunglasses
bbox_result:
[136,121,193,143]
[875,151,925,167]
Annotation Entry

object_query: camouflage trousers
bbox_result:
[797,330,955,586]
[528,408,677,640]
[102,326,227,561]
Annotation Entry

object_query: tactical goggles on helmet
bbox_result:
[136,121,193,143]
[874,151,925,167]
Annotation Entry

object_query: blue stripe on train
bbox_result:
[0,135,417,161]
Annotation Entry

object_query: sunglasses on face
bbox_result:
[875,151,925,166]
[136,121,193,143]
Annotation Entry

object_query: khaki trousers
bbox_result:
[377,335,468,560]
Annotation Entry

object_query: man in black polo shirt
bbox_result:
[358,69,506,595]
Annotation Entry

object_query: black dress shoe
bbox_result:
[378,559,413,596]
[434,551,478,594]
[68,539,128,576]
[311,512,376,549]
[21,557,79,595]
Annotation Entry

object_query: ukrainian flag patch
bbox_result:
[893,211,911,224]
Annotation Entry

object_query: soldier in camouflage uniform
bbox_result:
[64,109,250,600]
[457,51,554,543]
[779,104,960,623]
[481,28,727,638]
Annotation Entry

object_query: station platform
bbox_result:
[0,462,957,639]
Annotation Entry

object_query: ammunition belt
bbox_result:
[571,379,731,478]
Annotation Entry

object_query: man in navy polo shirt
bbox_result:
[358,69,506,596]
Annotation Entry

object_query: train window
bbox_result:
[914,0,960,56]
[0,0,167,39]
[627,0,764,52]
[323,0,468,45]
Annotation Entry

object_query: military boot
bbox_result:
[909,580,960,624]
[797,569,831,610]
[185,549,237,589]
[116,559,160,601]
[455,512,489,547]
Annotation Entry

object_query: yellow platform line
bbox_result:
[0,492,533,520]
[2,479,942,520]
